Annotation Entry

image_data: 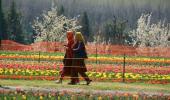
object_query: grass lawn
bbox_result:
[0,79,170,94]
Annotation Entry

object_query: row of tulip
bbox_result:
[0,68,169,81]
[0,53,170,64]
[0,89,169,100]
[0,61,59,70]
[0,61,170,75]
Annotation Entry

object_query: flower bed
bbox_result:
[0,51,170,84]
[0,52,170,65]
[0,88,170,100]
[0,61,169,83]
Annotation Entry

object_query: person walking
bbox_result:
[69,32,92,85]
[55,31,79,84]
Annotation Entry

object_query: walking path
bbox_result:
[0,80,170,97]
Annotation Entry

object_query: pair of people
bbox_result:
[56,31,92,85]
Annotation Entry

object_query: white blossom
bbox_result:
[32,5,81,43]
[127,13,170,47]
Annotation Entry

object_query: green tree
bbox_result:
[103,17,127,44]
[58,5,65,16]
[0,0,7,48]
[7,0,24,43]
[103,21,113,43]
[80,11,90,42]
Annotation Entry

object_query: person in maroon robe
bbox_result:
[68,32,92,85]
[55,31,79,84]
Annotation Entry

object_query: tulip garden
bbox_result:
[0,88,170,100]
[0,50,170,99]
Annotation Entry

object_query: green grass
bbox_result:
[0,79,170,94]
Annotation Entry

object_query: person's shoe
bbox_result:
[86,80,92,85]
[67,82,76,85]
[76,81,80,85]
[55,80,62,84]
[75,80,80,85]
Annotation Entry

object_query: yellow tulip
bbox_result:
[48,94,52,98]
[58,96,61,100]
[22,95,26,100]
[4,96,7,100]
[98,96,102,100]
[71,95,76,100]
[40,96,43,100]
[133,94,139,100]
[13,97,16,100]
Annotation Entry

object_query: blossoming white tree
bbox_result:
[126,13,170,47]
[32,4,81,43]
